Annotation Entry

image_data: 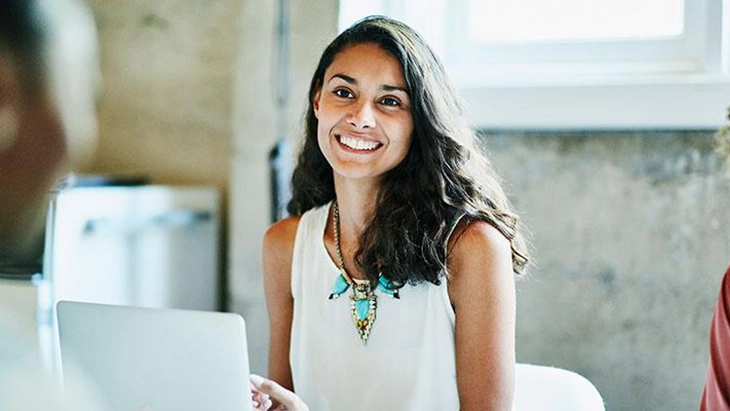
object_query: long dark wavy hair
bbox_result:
[288,15,530,287]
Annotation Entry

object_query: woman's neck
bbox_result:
[330,176,381,281]
[332,175,380,236]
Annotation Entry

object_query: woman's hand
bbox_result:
[250,374,309,411]
[250,375,272,410]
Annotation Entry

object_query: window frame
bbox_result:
[339,0,730,130]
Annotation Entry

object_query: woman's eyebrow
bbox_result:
[328,73,409,95]
[381,84,409,95]
[328,73,357,85]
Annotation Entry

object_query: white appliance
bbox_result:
[37,185,220,371]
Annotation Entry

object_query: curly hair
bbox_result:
[288,16,530,287]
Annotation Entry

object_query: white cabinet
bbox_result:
[46,186,219,309]
[38,185,220,370]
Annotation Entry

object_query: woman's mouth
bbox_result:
[336,134,383,152]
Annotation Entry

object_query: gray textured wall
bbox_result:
[484,130,730,411]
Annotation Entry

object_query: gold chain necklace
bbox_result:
[332,200,355,286]
[329,201,399,344]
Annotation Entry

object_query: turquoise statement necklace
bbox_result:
[329,201,399,344]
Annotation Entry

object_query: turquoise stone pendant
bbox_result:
[328,274,350,299]
[328,273,399,344]
[350,284,377,344]
[377,275,400,299]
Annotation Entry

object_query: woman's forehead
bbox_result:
[324,43,407,90]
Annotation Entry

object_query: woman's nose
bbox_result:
[347,101,376,129]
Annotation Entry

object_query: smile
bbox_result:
[336,134,383,152]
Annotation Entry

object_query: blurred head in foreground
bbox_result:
[0,0,104,410]
[0,0,99,266]
[0,0,68,264]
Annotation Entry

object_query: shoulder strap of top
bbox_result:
[444,212,467,257]
[440,213,466,314]
[291,202,331,295]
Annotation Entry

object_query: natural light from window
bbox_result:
[339,0,730,128]
[468,0,685,43]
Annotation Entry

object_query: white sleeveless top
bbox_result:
[289,203,460,411]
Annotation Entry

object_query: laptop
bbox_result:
[56,301,253,411]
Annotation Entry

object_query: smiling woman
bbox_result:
[313,43,413,182]
[257,15,530,411]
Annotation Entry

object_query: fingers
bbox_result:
[251,397,272,410]
[251,386,272,410]
[251,394,272,410]
[250,374,309,411]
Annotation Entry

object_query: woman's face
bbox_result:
[313,43,413,184]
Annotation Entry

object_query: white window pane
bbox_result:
[469,0,685,43]
[339,0,387,31]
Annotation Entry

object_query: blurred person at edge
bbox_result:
[0,0,106,410]
[700,110,730,411]
[0,0,99,264]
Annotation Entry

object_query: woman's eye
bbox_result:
[380,97,400,107]
[334,89,353,98]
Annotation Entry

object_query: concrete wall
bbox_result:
[485,130,730,411]
[87,0,236,193]
[86,0,240,308]
[229,0,339,374]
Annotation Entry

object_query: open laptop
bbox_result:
[56,301,253,411]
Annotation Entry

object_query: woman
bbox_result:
[261,16,529,411]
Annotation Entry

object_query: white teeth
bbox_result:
[340,135,380,151]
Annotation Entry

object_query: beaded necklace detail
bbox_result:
[328,201,399,344]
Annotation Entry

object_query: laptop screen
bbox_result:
[56,301,253,411]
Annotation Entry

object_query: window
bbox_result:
[339,0,730,130]
[468,0,685,43]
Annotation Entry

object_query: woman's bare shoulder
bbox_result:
[264,216,302,254]
[263,216,302,290]
[447,219,513,294]
[449,219,511,262]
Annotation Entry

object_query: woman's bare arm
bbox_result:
[448,221,516,411]
[262,216,300,391]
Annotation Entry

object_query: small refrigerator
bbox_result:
[37,184,220,370]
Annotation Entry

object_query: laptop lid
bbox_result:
[56,301,252,411]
